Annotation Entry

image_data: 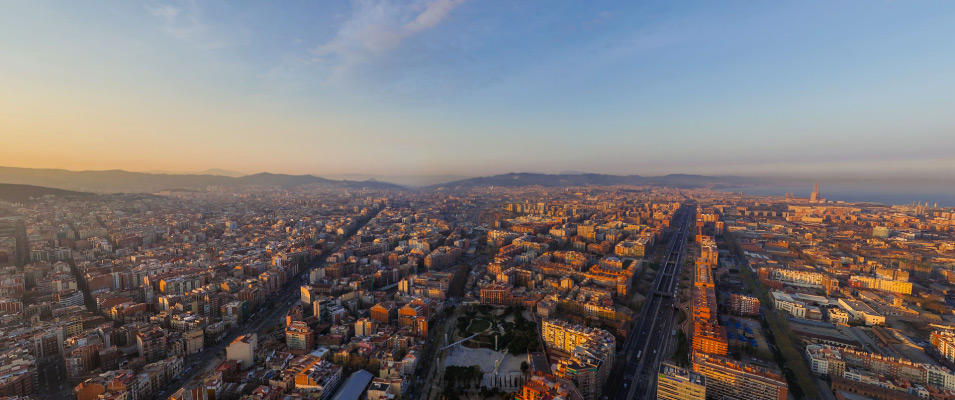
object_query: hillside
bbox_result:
[0,166,402,193]
[0,183,94,203]
[0,167,764,193]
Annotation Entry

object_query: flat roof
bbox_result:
[330,370,374,400]
[659,362,705,386]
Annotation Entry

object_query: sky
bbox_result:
[1,0,954,178]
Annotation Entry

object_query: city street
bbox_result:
[160,207,382,396]
[607,208,692,400]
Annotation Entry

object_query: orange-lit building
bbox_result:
[480,283,511,305]
[699,236,718,267]
[370,301,396,324]
[519,372,583,400]
[398,304,429,336]
[292,355,342,399]
[692,352,788,400]
[692,321,728,356]
[690,247,728,357]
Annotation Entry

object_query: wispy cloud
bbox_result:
[144,0,236,49]
[146,4,181,22]
[312,0,465,78]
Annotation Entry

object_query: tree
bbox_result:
[364,358,381,375]
[457,316,470,333]
[503,315,540,355]
[520,361,529,373]
[472,365,483,385]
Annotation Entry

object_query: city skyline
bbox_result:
[3,1,955,177]
[5,2,955,400]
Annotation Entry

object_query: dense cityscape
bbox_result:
[0,181,954,400]
[4,2,954,400]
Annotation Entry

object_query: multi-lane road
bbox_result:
[607,207,693,400]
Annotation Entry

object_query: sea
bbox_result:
[715,184,955,207]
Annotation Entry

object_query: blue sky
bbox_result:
[1,0,954,177]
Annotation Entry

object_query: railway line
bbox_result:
[606,207,693,400]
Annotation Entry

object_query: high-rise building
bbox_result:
[226,333,256,369]
[541,319,615,400]
[286,321,314,351]
[136,326,167,363]
[691,262,727,356]
[354,318,378,337]
[810,183,821,203]
[313,297,332,323]
[480,283,511,305]
[691,352,787,400]
[729,294,759,316]
[657,363,706,400]
[184,329,204,355]
[554,360,600,400]
[32,329,63,360]
[932,330,955,364]
[370,301,396,324]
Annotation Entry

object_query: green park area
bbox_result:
[467,318,492,334]
[454,305,540,355]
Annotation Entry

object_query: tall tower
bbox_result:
[810,183,820,203]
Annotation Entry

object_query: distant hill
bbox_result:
[145,168,247,178]
[430,173,762,189]
[0,183,94,203]
[0,166,764,193]
[319,174,471,187]
[0,166,402,193]
[197,168,246,177]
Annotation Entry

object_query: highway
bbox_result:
[606,207,693,400]
[160,207,382,397]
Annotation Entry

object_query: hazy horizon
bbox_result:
[6,163,955,183]
[2,1,954,177]
[5,164,955,206]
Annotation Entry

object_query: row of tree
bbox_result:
[442,365,484,400]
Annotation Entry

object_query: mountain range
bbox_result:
[0,166,401,193]
[143,168,246,178]
[428,172,763,189]
[0,183,94,203]
[0,166,762,193]
[318,174,470,187]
